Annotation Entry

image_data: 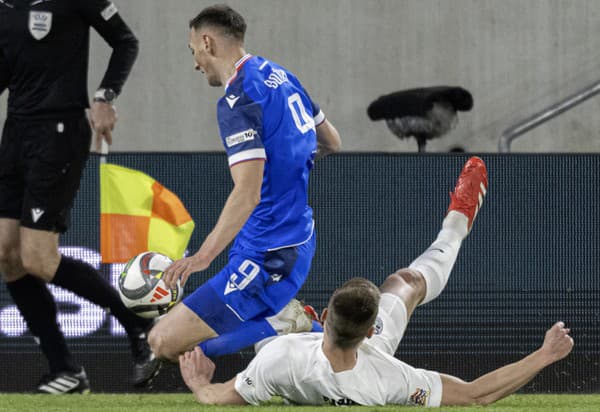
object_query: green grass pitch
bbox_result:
[1,394,600,411]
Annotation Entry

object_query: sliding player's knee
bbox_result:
[380,269,426,306]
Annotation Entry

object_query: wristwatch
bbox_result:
[93,88,117,104]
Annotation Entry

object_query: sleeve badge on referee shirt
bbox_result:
[101,2,118,21]
[28,11,52,40]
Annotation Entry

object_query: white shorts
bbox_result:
[405,367,443,407]
[368,293,442,407]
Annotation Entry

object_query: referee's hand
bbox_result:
[90,101,118,152]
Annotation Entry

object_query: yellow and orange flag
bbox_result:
[100,163,195,263]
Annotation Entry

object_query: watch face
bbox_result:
[104,89,116,102]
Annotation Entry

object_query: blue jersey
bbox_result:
[217,54,324,251]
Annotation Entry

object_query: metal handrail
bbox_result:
[498,80,600,152]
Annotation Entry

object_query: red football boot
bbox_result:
[447,157,488,233]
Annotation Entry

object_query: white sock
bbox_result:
[409,211,469,305]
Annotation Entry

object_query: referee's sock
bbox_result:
[409,211,466,305]
[6,275,80,374]
[51,255,152,337]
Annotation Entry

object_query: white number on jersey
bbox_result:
[224,259,261,295]
[288,93,315,134]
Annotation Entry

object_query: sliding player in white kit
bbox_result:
[178,157,574,407]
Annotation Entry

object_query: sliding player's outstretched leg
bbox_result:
[372,157,488,355]
[409,156,488,305]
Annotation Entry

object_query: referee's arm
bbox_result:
[76,0,139,95]
[0,48,8,96]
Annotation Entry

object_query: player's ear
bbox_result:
[366,325,376,339]
[320,308,328,324]
[201,34,210,51]
[203,34,217,56]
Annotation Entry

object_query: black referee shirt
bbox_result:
[0,0,138,119]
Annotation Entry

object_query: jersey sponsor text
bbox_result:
[225,129,257,148]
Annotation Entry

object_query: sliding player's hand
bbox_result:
[163,254,210,289]
[179,347,215,390]
[540,321,574,364]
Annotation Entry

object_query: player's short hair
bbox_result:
[326,278,380,349]
[189,4,246,42]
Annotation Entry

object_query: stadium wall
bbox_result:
[89,0,600,153]
[3,0,600,153]
[0,154,598,393]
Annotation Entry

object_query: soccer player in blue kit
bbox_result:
[148,4,341,362]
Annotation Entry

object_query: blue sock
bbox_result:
[199,318,277,357]
[311,320,323,332]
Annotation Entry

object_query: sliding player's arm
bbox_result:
[179,348,247,405]
[181,341,292,406]
[191,377,247,405]
[440,322,573,406]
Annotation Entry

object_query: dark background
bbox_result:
[0,154,598,393]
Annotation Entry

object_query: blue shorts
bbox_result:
[183,232,316,335]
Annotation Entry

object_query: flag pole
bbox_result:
[99,139,109,264]
[100,139,109,164]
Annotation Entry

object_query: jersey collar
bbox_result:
[224,53,253,91]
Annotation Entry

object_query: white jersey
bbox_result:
[234,294,442,407]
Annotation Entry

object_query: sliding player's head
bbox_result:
[324,278,380,349]
[188,4,246,86]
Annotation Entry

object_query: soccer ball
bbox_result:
[118,252,183,318]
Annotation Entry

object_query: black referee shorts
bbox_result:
[0,115,92,233]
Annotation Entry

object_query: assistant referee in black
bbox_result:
[0,0,158,393]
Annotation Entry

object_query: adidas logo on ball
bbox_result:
[118,252,183,318]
